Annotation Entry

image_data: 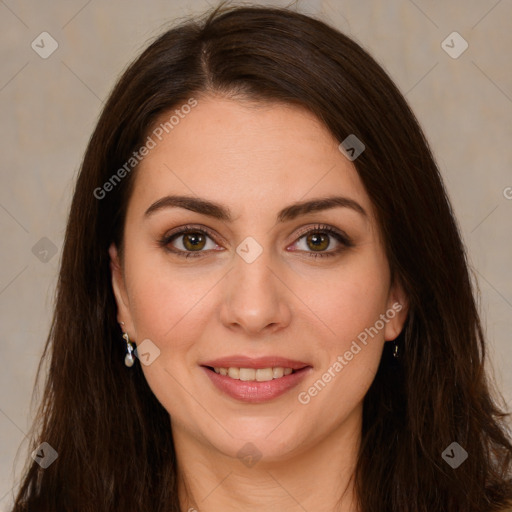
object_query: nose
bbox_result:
[219,246,292,336]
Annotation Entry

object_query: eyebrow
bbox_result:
[144,194,367,222]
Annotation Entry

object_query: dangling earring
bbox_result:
[123,332,135,367]
[392,339,400,359]
[120,322,135,367]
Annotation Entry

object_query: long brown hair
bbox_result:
[12,4,512,511]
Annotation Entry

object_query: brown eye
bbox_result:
[159,226,219,258]
[182,232,207,251]
[289,224,353,258]
[305,232,330,252]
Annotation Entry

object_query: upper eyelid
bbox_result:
[293,224,351,242]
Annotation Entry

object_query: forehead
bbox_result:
[128,95,374,223]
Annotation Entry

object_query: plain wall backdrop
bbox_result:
[1,0,511,508]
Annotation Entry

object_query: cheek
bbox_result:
[298,278,388,416]
[124,249,217,348]
[297,252,390,403]
[306,253,391,349]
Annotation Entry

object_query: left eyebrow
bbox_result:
[144,194,368,222]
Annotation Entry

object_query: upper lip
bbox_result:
[201,355,311,370]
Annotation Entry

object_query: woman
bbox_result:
[11,4,512,511]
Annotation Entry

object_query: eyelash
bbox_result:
[158,224,353,259]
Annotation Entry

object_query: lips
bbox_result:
[200,355,312,403]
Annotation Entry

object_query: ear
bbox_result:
[383,279,409,342]
[109,242,135,336]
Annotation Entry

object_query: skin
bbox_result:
[110,94,409,512]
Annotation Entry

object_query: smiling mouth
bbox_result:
[201,364,312,403]
[203,365,306,382]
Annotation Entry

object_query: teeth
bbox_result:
[228,367,239,379]
[254,368,273,381]
[273,367,284,378]
[213,366,297,381]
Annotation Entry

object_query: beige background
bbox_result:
[1,0,511,507]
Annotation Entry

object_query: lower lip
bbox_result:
[201,366,312,403]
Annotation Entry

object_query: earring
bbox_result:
[392,339,400,359]
[120,323,135,367]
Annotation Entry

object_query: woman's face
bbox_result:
[110,95,408,461]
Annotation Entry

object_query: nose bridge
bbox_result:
[220,239,291,333]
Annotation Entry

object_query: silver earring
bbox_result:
[122,330,135,367]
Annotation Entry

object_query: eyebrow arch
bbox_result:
[144,194,367,222]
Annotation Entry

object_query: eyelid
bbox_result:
[161,224,226,246]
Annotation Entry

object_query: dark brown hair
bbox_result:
[11,3,512,511]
